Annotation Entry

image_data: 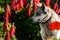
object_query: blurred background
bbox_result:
[0,0,60,40]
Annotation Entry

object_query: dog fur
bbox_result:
[32,3,60,40]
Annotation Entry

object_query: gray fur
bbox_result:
[32,3,60,40]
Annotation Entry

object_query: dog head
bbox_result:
[32,3,52,23]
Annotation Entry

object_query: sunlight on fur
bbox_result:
[32,3,60,40]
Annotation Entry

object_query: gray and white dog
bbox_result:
[32,3,60,40]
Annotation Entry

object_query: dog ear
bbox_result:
[41,3,47,11]
[41,3,45,11]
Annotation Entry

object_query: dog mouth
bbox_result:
[32,13,51,23]
[42,15,48,21]
[32,16,47,23]
[37,15,50,23]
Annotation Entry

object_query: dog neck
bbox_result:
[42,16,51,24]
[40,13,52,24]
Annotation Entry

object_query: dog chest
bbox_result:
[40,23,53,37]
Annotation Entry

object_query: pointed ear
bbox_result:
[41,3,45,11]
[41,3,47,11]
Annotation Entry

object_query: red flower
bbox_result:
[23,0,27,6]
[57,7,60,14]
[49,22,56,30]
[52,0,59,14]
[5,32,10,40]
[3,16,8,32]
[19,0,23,9]
[53,2,57,11]
[26,4,31,17]
[5,4,11,14]
[15,2,20,10]
[49,22,60,30]
[15,0,23,10]
[3,4,10,32]
[44,0,50,7]
[55,7,58,13]
[36,0,40,3]
[33,0,37,11]
[55,22,60,30]
[30,0,40,7]
[10,23,15,37]
[11,0,15,10]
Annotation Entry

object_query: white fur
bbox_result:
[49,7,60,39]
[32,3,60,40]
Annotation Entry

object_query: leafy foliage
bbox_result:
[0,0,60,40]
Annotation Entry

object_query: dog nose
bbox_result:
[37,19,40,21]
[30,19,33,21]
[29,17,33,21]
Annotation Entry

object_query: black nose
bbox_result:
[30,19,33,21]
[37,19,40,21]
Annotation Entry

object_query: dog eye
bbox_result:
[36,13,41,16]
[36,13,39,14]
[44,12,46,14]
[41,12,46,14]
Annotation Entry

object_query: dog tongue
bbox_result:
[49,22,60,30]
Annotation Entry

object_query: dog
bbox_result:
[32,3,60,40]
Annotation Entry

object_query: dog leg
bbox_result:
[44,36,53,40]
[41,31,53,40]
